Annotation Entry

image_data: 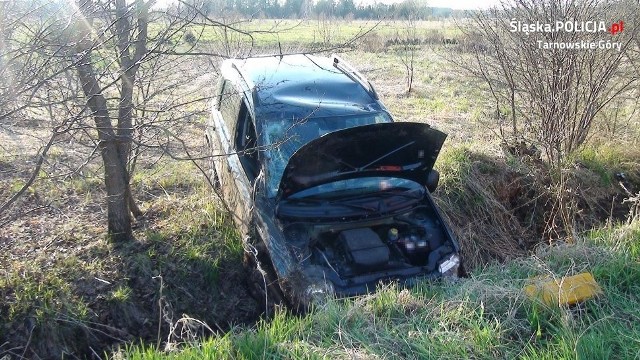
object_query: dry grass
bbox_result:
[434,146,532,269]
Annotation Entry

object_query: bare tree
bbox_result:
[1,0,380,242]
[459,0,639,166]
[1,2,87,218]
[70,0,141,241]
[0,0,206,240]
[452,0,640,239]
[316,13,335,45]
[397,16,419,94]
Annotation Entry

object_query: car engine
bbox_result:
[285,208,453,279]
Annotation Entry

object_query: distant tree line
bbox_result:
[194,0,462,20]
[10,0,463,20]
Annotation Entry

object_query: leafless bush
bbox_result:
[454,0,640,239]
[358,32,385,52]
[315,14,336,45]
[458,0,639,167]
[423,29,445,45]
[397,16,419,94]
[212,15,255,57]
[595,95,639,141]
[436,151,531,269]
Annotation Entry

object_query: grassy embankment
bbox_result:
[125,220,640,359]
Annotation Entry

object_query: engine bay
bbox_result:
[284,207,454,280]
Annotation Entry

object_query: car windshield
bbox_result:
[263,112,392,198]
[288,177,424,200]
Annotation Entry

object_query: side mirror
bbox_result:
[426,170,439,192]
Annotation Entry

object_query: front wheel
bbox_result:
[243,240,286,316]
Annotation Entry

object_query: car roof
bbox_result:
[220,54,386,121]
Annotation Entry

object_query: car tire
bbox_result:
[243,238,287,317]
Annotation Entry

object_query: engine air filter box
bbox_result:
[340,228,389,269]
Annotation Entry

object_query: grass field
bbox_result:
[1,17,639,358]
[167,19,462,48]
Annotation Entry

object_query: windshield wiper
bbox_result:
[318,149,358,171]
[316,141,417,174]
[359,141,415,170]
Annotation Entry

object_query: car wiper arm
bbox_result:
[318,149,358,171]
[359,141,416,170]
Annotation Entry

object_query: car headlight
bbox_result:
[438,254,461,278]
[304,280,334,306]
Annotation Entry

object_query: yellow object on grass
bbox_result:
[524,272,602,306]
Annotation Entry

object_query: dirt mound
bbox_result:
[434,147,639,271]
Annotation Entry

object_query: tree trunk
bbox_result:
[101,139,134,242]
[74,0,132,241]
[75,61,132,241]
[114,0,148,219]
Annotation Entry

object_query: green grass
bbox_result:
[436,146,474,189]
[0,260,94,355]
[588,222,640,261]
[0,158,252,357]
[8,179,27,193]
[573,144,640,186]
[1,265,89,323]
[122,219,640,359]
[108,285,133,303]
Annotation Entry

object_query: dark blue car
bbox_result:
[205,54,461,308]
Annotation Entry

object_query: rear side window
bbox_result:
[219,81,242,134]
[235,103,259,181]
[213,77,224,109]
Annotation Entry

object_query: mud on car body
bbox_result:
[205,54,461,308]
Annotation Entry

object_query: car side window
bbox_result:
[235,102,259,181]
[219,81,242,136]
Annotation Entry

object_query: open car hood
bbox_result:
[278,122,447,199]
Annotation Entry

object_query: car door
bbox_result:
[206,77,227,188]
[228,102,258,236]
[206,78,234,194]
[212,80,255,236]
